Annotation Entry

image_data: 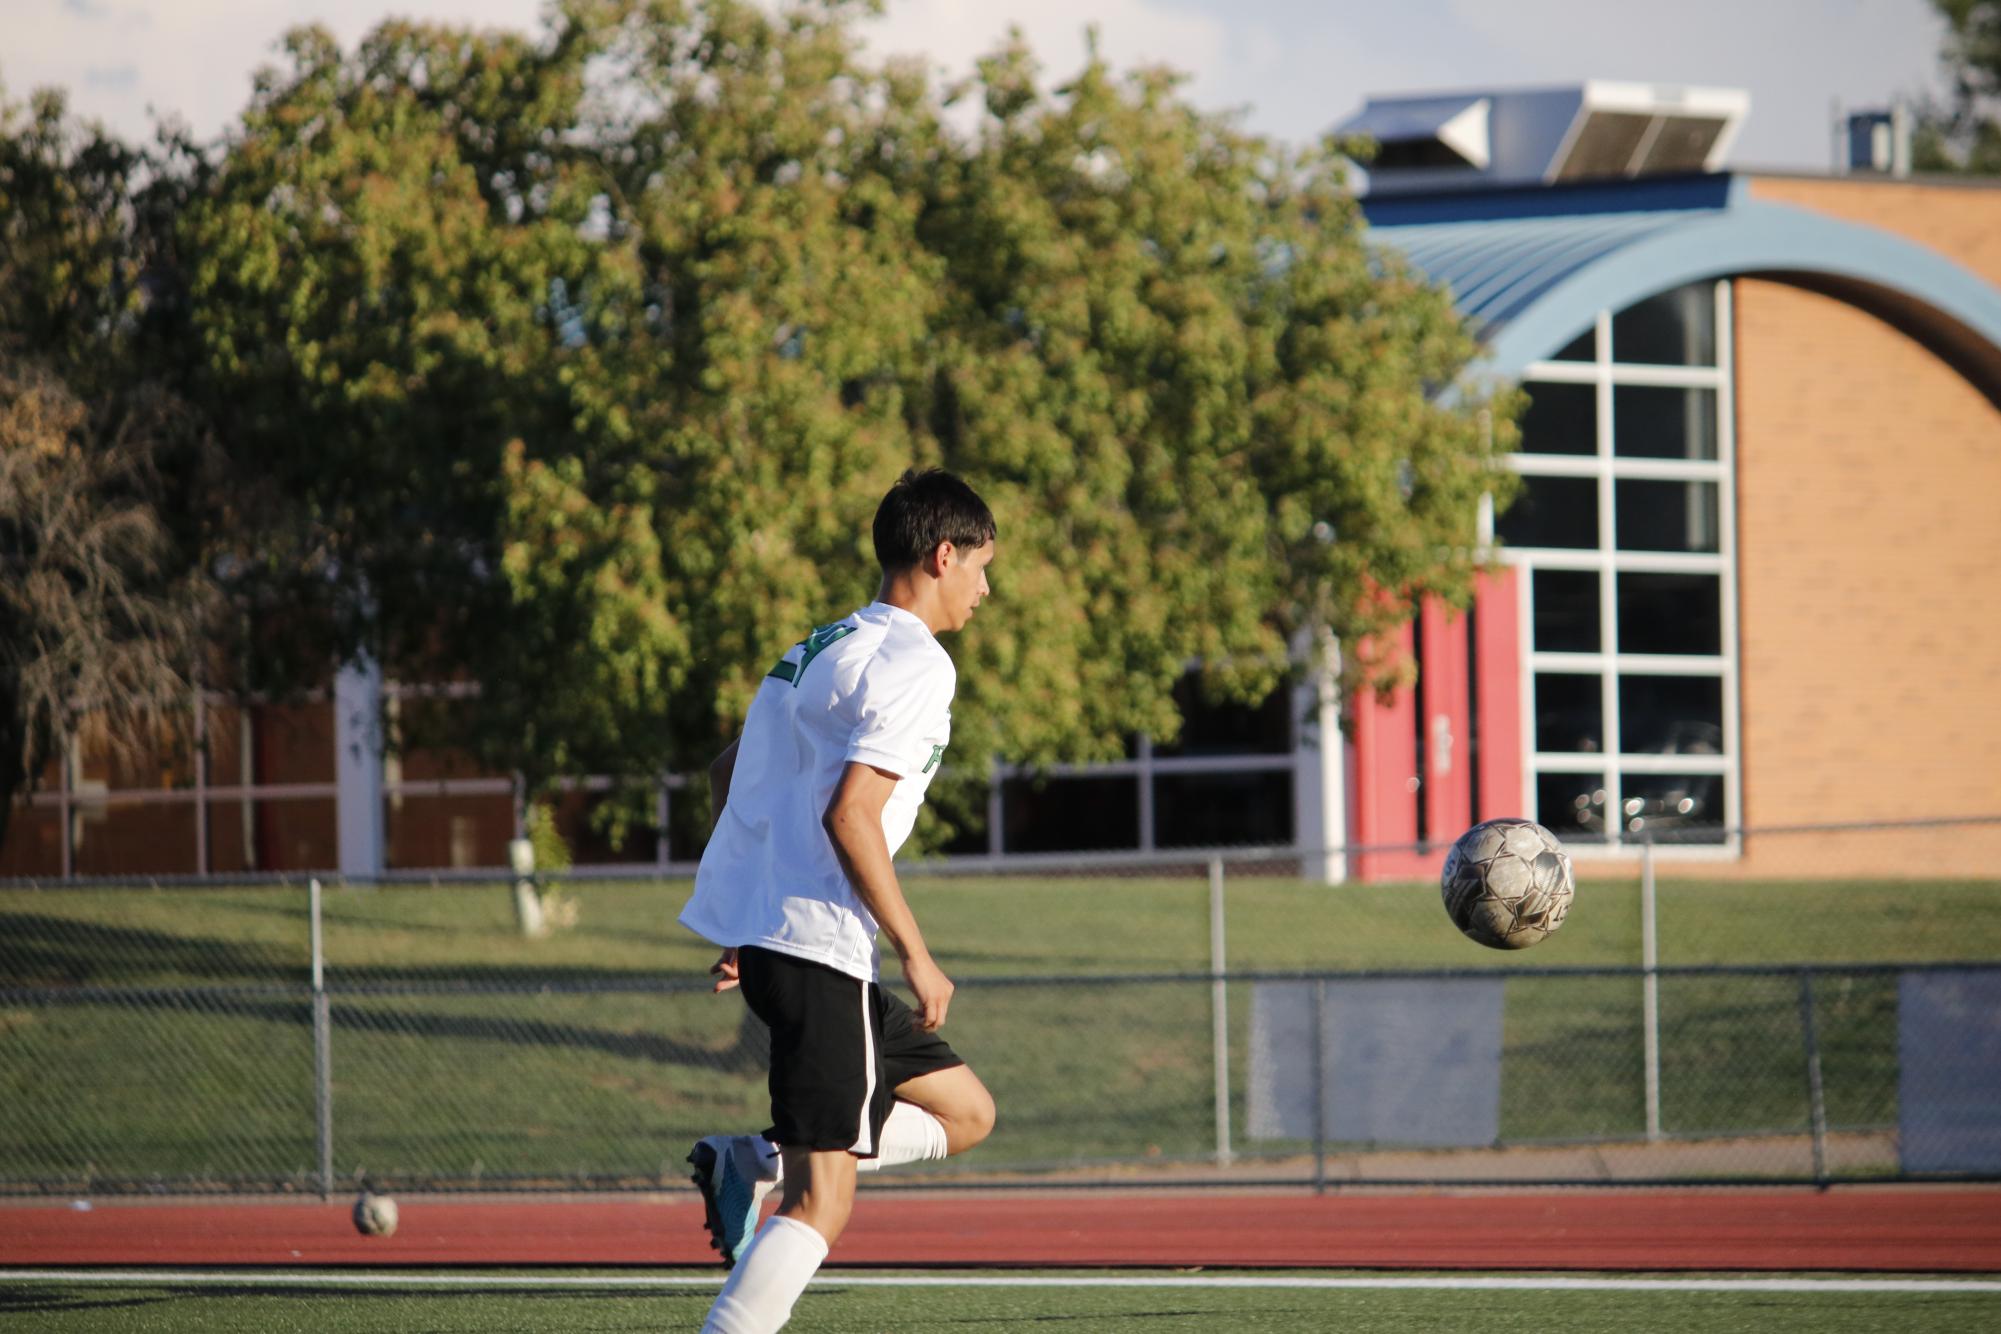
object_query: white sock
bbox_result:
[700,1214,828,1334]
[765,1104,949,1185]
[858,1100,950,1173]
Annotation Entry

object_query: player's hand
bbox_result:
[902,953,954,1032]
[708,948,740,994]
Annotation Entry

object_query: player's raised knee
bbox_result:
[956,1081,997,1151]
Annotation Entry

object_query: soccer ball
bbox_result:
[1440,818,1575,950]
[352,1191,399,1237]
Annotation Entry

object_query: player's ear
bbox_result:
[928,540,954,576]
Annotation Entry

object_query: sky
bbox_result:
[2,0,1954,172]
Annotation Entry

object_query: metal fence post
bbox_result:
[310,876,334,1201]
[1797,969,1830,1184]
[1641,833,1663,1142]
[1311,977,1328,1195]
[1207,856,1233,1167]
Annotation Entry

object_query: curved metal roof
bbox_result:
[1379,209,1697,341]
[1365,178,2001,387]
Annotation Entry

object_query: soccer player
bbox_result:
[678,468,999,1333]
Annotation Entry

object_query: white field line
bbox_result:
[2,1271,1999,1295]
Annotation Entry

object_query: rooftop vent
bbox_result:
[1338,82,1749,194]
[1841,106,1912,176]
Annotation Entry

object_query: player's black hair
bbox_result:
[872,468,996,572]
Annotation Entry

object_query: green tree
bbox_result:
[179,12,638,774]
[489,6,1515,846]
[0,86,216,852]
[179,0,949,839]
[179,0,1514,853]
[1916,1,2001,173]
[537,0,957,811]
[916,40,1515,806]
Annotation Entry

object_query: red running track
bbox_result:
[4,1189,2000,1272]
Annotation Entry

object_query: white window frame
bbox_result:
[1506,280,1743,857]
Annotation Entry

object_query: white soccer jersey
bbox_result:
[678,602,956,982]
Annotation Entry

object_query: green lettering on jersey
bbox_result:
[922,744,945,774]
[765,620,857,687]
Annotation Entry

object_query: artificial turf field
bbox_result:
[6,1270,2001,1333]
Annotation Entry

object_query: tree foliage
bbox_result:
[177,13,631,778]
[6,0,1515,851]
[919,41,1516,793]
[0,87,215,847]
[1917,0,2001,173]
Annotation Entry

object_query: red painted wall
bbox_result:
[1420,598,1472,844]
[1349,620,1419,881]
[1473,568,1525,823]
[1349,572,1525,881]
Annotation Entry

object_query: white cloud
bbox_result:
[865,0,1247,94]
[3,0,545,144]
[861,0,1283,141]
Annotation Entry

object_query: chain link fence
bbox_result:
[3,816,1999,1194]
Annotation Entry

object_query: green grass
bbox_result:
[3,1273,1999,1333]
[7,873,2001,988]
[2,874,1998,1189]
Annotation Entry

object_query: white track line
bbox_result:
[3,1271,1999,1294]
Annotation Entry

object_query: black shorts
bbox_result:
[736,945,964,1156]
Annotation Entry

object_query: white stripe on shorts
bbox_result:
[849,977,877,1155]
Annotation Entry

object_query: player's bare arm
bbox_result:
[822,760,954,1031]
[707,737,743,993]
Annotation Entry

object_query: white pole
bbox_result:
[1292,631,1346,885]
[1641,836,1662,1142]
[310,877,334,1198]
[655,777,672,868]
[1209,857,1232,1167]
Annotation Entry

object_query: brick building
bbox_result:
[1336,83,2001,880]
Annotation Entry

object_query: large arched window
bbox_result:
[1500,280,1737,847]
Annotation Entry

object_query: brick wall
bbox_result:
[1732,275,2001,876]
[1749,176,2001,293]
